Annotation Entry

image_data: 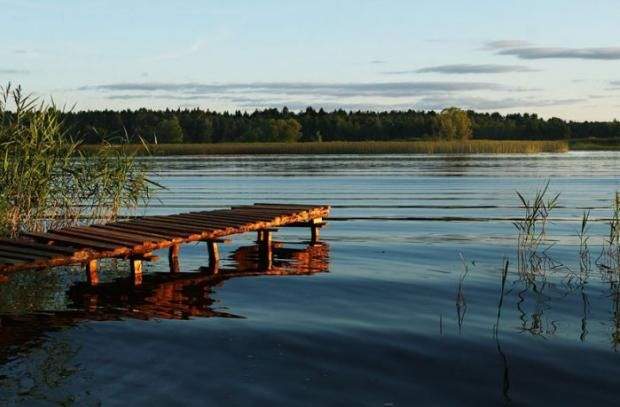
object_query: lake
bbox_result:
[1,151,619,406]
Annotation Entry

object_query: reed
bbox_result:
[513,180,560,249]
[80,140,570,156]
[0,85,156,237]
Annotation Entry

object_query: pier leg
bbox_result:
[258,230,273,270]
[309,218,323,244]
[130,258,143,286]
[311,226,320,244]
[207,241,220,271]
[168,244,180,273]
[85,260,99,286]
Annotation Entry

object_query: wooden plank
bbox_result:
[72,226,166,243]
[52,229,146,247]
[92,224,173,240]
[186,212,272,223]
[138,216,225,230]
[125,219,212,234]
[0,237,77,254]
[252,203,327,209]
[0,244,64,259]
[176,214,255,226]
[0,256,23,265]
[55,229,153,246]
[0,249,45,261]
[165,214,248,227]
[107,221,195,237]
[21,232,122,251]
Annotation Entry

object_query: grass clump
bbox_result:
[0,84,156,237]
[79,140,570,156]
[513,180,560,249]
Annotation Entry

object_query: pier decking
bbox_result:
[0,203,329,283]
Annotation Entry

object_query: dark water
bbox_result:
[1,152,619,406]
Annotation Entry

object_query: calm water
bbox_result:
[1,152,619,406]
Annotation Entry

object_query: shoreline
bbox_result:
[79,140,583,156]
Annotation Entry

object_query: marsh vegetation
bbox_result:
[0,85,156,237]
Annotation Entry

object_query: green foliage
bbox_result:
[434,107,472,140]
[242,118,301,142]
[0,84,156,237]
[59,106,620,144]
[155,116,183,143]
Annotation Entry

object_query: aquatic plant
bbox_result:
[79,139,570,156]
[596,192,620,272]
[456,253,472,334]
[513,180,559,249]
[0,84,157,236]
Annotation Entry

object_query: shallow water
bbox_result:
[1,151,619,406]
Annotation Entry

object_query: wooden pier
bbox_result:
[0,203,329,284]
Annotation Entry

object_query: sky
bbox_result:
[1,0,619,121]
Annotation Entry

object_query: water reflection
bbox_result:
[0,242,330,365]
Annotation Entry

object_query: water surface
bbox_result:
[1,152,619,406]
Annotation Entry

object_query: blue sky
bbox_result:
[1,0,619,120]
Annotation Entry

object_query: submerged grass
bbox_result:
[80,140,570,156]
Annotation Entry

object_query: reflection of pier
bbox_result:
[0,242,329,363]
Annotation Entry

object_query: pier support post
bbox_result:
[258,229,273,270]
[85,259,99,286]
[168,244,180,273]
[130,258,143,286]
[310,218,323,244]
[207,240,220,270]
[311,226,320,244]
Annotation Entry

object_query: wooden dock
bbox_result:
[0,203,329,284]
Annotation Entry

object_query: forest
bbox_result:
[60,107,620,144]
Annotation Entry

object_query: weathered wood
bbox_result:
[0,249,47,261]
[130,258,143,285]
[68,227,164,244]
[86,260,99,286]
[92,224,173,240]
[169,244,180,273]
[0,237,77,254]
[311,226,320,244]
[0,243,66,259]
[207,241,220,267]
[53,229,148,247]
[0,203,330,275]
[22,232,121,251]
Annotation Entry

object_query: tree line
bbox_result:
[60,107,620,144]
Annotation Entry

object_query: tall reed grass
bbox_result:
[0,85,156,237]
[80,140,569,156]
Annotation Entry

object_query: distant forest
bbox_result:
[61,107,620,144]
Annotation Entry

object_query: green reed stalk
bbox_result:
[0,84,157,236]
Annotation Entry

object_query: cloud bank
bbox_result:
[82,81,507,98]
[498,46,620,60]
[386,64,537,74]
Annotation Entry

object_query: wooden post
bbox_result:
[168,244,180,273]
[258,229,273,270]
[257,230,264,243]
[311,226,320,244]
[310,218,323,244]
[85,259,99,286]
[130,258,143,286]
[207,241,220,268]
